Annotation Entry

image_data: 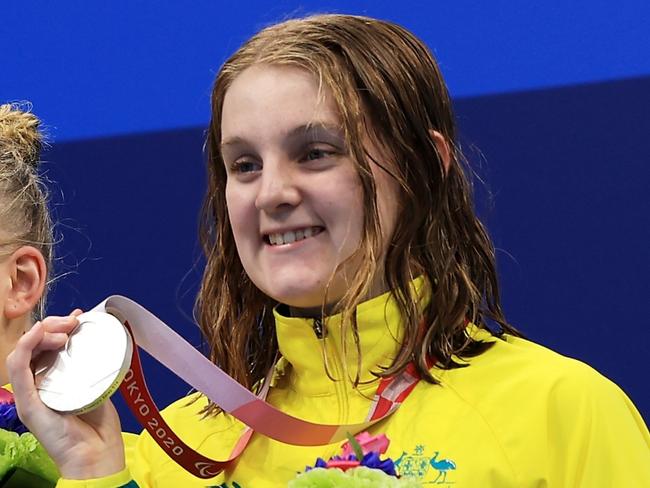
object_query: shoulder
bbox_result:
[422,327,636,436]
[423,327,650,483]
[160,392,243,441]
[159,391,208,424]
[437,327,623,406]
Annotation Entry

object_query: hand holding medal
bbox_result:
[6,312,126,480]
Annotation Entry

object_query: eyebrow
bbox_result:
[220,122,345,150]
[288,122,344,141]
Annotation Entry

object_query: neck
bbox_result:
[288,305,323,319]
[0,315,31,385]
[287,278,392,319]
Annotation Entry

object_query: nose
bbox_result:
[254,159,301,212]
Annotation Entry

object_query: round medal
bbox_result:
[35,311,133,414]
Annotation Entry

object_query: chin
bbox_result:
[255,267,321,302]
[265,286,325,310]
[264,281,351,314]
[250,263,349,310]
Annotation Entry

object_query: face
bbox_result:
[220,65,399,313]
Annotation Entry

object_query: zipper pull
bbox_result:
[312,317,327,339]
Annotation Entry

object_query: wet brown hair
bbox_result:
[0,103,53,319]
[197,14,520,415]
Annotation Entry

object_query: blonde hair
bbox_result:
[0,103,53,318]
[197,14,520,416]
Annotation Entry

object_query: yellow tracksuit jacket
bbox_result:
[55,287,650,487]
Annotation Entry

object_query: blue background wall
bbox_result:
[2,1,649,433]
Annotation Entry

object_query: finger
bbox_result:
[70,309,83,317]
[6,322,49,421]
[41,315,79,334]
[33,332,70,355]
[40,315,75,326]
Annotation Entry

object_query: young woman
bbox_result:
[8,15,650,487]
[0,104,54,386]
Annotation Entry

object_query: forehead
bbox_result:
[220,65,342,142]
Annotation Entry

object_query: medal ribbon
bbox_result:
[92,296,433,479]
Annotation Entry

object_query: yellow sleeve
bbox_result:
[55,467,133,488]
[546,364,650,486]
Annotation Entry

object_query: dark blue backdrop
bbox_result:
[1,2,648,433]
[40,75,650,433]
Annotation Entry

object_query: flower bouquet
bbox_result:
[289,432,420,487]
[0,387,58,487]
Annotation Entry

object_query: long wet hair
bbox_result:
[197,14,520,415]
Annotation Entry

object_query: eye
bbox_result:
[230,160,261,174]
[302,147,336,162]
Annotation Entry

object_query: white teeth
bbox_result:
[267,227,319,246]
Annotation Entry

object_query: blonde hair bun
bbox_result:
[0,102,52,319]
[0,102,44,170]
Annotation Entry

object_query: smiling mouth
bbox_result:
[264,226,324,246]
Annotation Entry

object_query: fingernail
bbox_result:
[28,322,44,337]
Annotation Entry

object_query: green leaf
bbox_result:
[345,432,364,460]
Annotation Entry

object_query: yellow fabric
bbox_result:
[51,286,650,487]
[55,467,132,488]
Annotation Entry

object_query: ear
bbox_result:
[4,246,46,320]
[429,129,451,174]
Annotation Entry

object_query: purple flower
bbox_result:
[0,402,28,434]
[361,451,396,476]
[304,457,328,471]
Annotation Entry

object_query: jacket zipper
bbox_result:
[312,317,326,339]
[312,317,348,422]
